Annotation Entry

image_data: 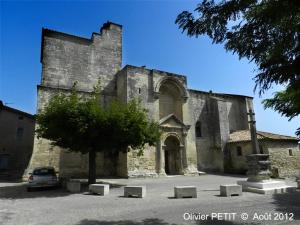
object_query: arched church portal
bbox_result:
[164,135,181,175]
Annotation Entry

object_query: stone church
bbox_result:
[26,22,299,179]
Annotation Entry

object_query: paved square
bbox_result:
[0,174,299,225]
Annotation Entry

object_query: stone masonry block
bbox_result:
[124,186,146,198]
[89,184,110,196]
[220,184,242,197]
[174,186,197,198]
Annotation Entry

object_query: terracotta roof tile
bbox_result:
[228,130,298,143]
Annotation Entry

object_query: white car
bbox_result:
[27,167,59,191]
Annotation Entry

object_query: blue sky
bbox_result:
[0,0,299,137]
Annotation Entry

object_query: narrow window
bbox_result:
[259,145,264,154]
[138,88,141,94]
[195,121,202,138]
[289,149,293,156]
[16,127,24,139]
[236,146,242,156]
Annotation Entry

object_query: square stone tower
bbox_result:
[26,22,123,178]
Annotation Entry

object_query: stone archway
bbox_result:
[164,135,181,175]
[158,79,184,121]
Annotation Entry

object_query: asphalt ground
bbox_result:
[0,174,299,225]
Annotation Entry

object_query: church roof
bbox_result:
[228,130,298,143]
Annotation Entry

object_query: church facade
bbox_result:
[26,22,256,178]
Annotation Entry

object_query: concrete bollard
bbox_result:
[89,184,109,196]
[124,186,146,198]
[174,186,197,198]
[220,184,242,197]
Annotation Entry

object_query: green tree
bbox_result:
[36,85,161,184]
[176,0,300,136]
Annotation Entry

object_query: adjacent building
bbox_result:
[0,101,35,180]
[226,130,300,177]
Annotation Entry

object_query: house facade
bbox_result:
[0,101,35,180]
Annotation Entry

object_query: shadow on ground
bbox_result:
[203,172,247,179]
[195,217,260,225]
[0,184,73,199]
[272,190,300,220]
[76,218,178,225]
[76,218,258,225]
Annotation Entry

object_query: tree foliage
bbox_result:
[36,84,161,182]
[263,80,300,136]
[176,0,300,136]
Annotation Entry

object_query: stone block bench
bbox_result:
[220,184,242,197]
[66,180,81,193]
[124,186,146,198]
[174,186,197,198]
[89,184,109,196]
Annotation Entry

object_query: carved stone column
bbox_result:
[156,140,166,176]
[181,131,189,174]
[246,110,271,181]
[246,154,271,182]
[179,145,185,175]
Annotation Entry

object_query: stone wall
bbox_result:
[127,146,157,177]
[226,140,300,177]
[189,90,251,172]
[266,141,300,178]
[189,91,214,171]
[226,142,252,174]
[41,22,122,93]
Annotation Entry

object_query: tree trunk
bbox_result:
[88,149,96,184]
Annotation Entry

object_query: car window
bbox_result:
[33,168,55,176]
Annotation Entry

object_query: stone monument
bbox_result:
[237,110,295,194]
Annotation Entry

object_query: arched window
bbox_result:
[236,146,242,156]
[195,121,202,138]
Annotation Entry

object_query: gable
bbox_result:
[159,114,186,128]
